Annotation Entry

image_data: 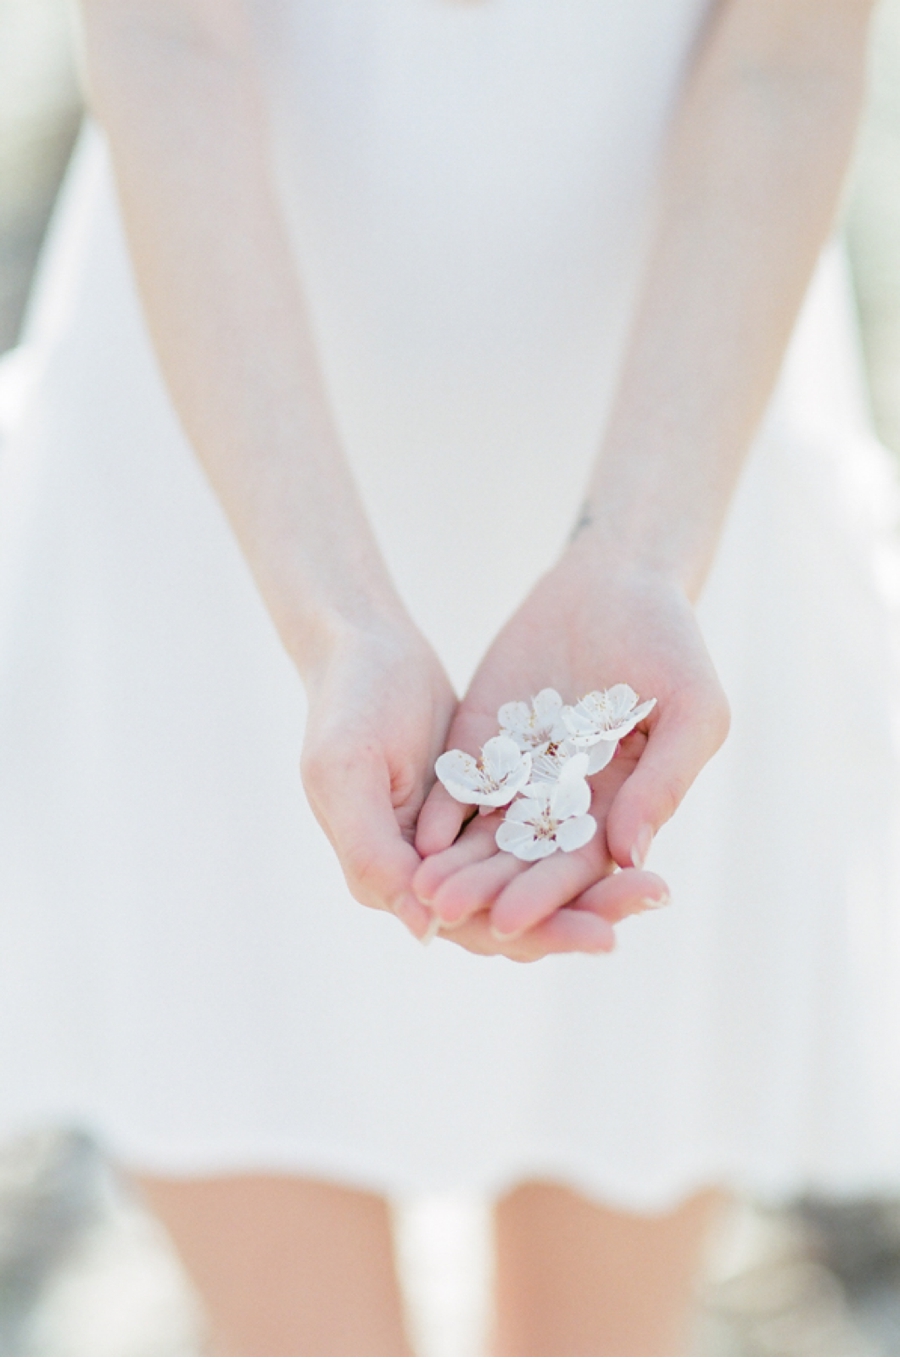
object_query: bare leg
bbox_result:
[493,1180,723,1357]
[137,1174,412,1358]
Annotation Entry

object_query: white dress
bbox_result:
[2,0,900,1213]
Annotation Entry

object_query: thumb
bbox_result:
[605,693,729,870]
[303,748,432,938]
[414,698,499,857]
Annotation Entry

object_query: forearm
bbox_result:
[79,0,407,673]
[580,0,874,598]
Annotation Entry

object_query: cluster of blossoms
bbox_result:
[435,685,656,861]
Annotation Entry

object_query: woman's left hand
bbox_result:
[413,543,730,960]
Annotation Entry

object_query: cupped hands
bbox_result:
[300,549,729,963]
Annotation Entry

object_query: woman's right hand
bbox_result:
[300,617,458,941]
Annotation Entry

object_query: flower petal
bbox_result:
[497,700,532,742]
[495,819,534,850]
[555,813,598,852]
[601,698,657,742]
[496,820,558,860]
[586,740,616,774]
[564,687,657,746]
[630,697,657,725]
[482,734,527,778]
[434,749,486,804]
[605,683,638,719]
[504,793,546,823]
[479,784,526,808]
[522,838,559,860]
[533,687,563,711]
[528,739,580,785]
[561,707,594,741]
[433,745,527,806]
[553,769,592,820]
[500,689,567,748]
[527,757,559,786]
[479,737,533,803]
[532,688,567,740]
[559,751,589,781]
[562,703,611,745]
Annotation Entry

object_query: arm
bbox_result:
[79,0,454,938]
[584,0,873,596]
[80,0,393,666]
[416,0,875,957]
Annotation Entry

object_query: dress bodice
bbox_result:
[248,0,710,432]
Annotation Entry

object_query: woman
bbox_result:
[0,0,896,1353]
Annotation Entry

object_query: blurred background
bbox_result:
[2,0,900,1354]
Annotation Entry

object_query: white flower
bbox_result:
[496,754,597,861]
[527,737,580,785]
[584,739,618,775]
[435,735,532,807]
[563,684,656,749]
[498,688,569,751]
[524,736,617,783]
[501,690,609,785]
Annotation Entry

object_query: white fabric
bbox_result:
[2,0,900,1211]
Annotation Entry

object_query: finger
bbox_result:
[489,828,613,939]
[446,906,615,960]
[304,751,432,939]
[432,849,526,926]
[483,763,631,938]
[393,892,436,941]
[415,781,470,857]
[604,691,729,871]
[527,908,616,956]
[412,812,501,905]
[414,701,503,856]
[568,868,670,923]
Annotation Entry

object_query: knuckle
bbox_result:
[344,870,378,912]
[695,679,731,751]
[340,841,394,914]
[711,691,732,747]
[343,841,378,892]
[656,771,689,824]
[390,759,419,807]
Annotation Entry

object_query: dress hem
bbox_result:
[85,1131,900,1215]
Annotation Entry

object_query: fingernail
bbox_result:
[641,891,670,911]
[586,937,616,955]
[631,824,654,870]
[419,916,442,946]
[490,925,522,943]
[394,894,435,943]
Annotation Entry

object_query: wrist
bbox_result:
[565,505,706,601]
[278,585,417,683]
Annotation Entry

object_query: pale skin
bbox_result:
[80,0,873,1353]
